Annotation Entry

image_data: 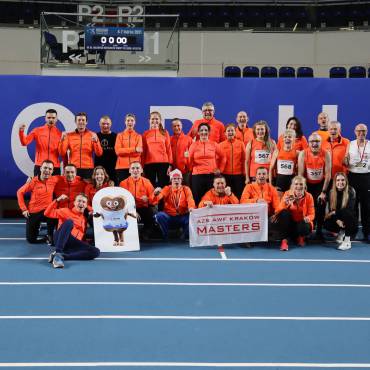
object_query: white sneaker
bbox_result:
[336,229,345,244]
[337,237,351,251]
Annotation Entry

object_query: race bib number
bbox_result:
[255,150,270,164]
[307,167,324,181]
[277,159,294,175]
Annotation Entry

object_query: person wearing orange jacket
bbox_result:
[59,112,103,179]
[276,117,308,152]
[54,163,86,209]
[235,111,254,145]
[120,162,156,239]
[170,118,193,186]
[188,102,226,143]
[188,122,226,205]
[115,113,143,184]
[198,175,239,208]
[218,124,246,199]
[17,160,58,244]
[153,169,195,240]
[240,167,280,216]
[316,112,330,142]
[271,175,315,251]
[19,108,62,176]
[142,111,173,188]
[44,193,100,269]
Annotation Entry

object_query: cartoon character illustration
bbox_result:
[94,195,136,246]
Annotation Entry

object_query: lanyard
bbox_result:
[171,187,182,214]
[357,140,368,163]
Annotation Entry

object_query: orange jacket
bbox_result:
[115,130,142,169]
[218,138,246,175]
[188,117,226,143]
[19,125,62,167]
[235,127,254,145]
[303,148,326,184]
[171,133,193,174]
[154,185,195,216]
[316,130,330,142]
[322,136,349,177]
[84,182,110,206]
[44,200,86,240]
[277,135,308,152]
[249,139,274,178]
[240,182,280,216]
[17,176,59,213]
[59,129,103,169]
[54,176,86,209]
[120,176,154,208]
[276,191,315,228]
[198,189,239,208]
[188,140,226,175]
[142,129,173,165]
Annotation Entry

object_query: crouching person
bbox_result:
[153,169,195,240]
[44,193,100,268]
[271,175,315,251]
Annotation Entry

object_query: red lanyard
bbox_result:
[171,188,182,213]
[357,141,368,163]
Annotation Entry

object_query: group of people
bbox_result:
[16,103,370,267]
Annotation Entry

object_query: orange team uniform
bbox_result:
[321,136,349,177]
[17,176,59,213]
[59,130,103,169]
[316,130,330,142]
[249,139,274,178]
[277,135,308,152]
[44,200,87,240]
[188,141,226,174]
[84,182,110,206]
[188,117,226,143]
[154,186,195,216]
[54,176,86,209]
[218,138,246,175]
[198,189,239,208]
[235,126,254,145]
[275,148,298,177]
[120,177,155,208]
[115,130,142,169]
[171,133,193,174]
[240,183,280,216]
[19,125,62,168]
[303,148,326,184]
[142,129,173,165]
[276,191,315,229]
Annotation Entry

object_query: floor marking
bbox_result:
[0,281,369,288]
[0,222,26,225]
[218,245,227,260]
[0,238,26,240]
[0,362,370,368]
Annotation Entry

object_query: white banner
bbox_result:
[189,203,268,247]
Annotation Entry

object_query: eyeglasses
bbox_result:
[309,140,321,143]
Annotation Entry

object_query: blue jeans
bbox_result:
[155,212,189,239]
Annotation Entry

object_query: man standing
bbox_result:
[316,112,330,142]
[235,111,254,145]
[59,112,103,179]
[19,108,62,176]
[94,115,117,184]
[17,160,58,244]
[188,102,225,143]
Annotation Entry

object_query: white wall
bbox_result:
[0,27,369,77]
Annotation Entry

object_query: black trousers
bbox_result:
[116,169,130,184]
[324,209,358,237]
[191,173,214,206]
[348,172,370,236]
[223,174,245,199]
[270,209,312,239]
[77,168,94,180]
[34,165,60,176]
[137,207,155,230]
[144,163,170,188]
[307,181,326,233]
[26,210,57,244]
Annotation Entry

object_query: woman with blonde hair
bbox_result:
[245,120,276,184]
[324,172,358,250]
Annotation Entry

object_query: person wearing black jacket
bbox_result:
[324,172,358,250]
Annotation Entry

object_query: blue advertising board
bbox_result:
[1,75,370,196]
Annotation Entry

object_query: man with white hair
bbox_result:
[345,123,370,241]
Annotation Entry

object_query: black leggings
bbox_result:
[271,209,312,239]
[26,211,57,244]
[144,163,170,188]
[116,169,130,185]
[307,181,326,233]
[324,209,358,237]
[223,174,245,199]
[191,173,214,206]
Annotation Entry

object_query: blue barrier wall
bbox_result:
[1,75,369,197]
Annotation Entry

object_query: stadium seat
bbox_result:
[297,66,314,78]
[329,66,347,78]
[242,66,259,77]
[349,66,366,78]
[224,66,241,78]
[279,66,295,78]
[261,66,278,78]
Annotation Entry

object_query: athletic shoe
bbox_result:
[48,251,56,264]
[297,236,305,247]
[280,239,288,251]
[337,237,351,251]
[336,230,345,244]
[52,253,64,268]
